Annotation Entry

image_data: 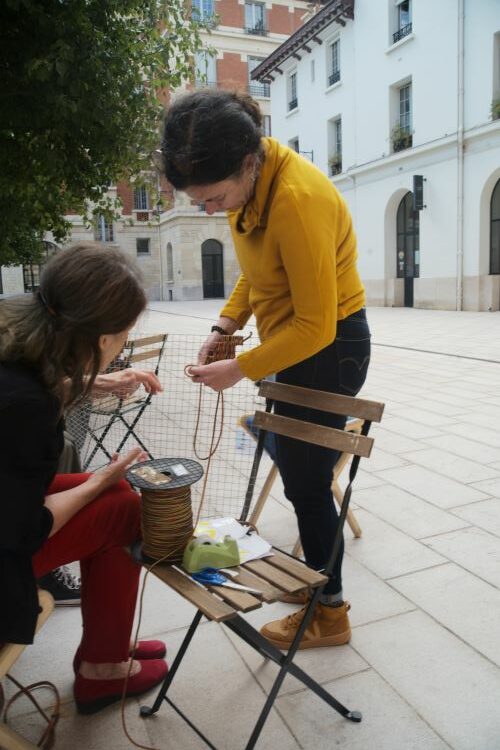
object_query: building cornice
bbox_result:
[251,0,354,81]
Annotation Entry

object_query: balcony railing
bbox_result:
[288,98,298,112]
[245,24,268,36]
[328,70,341,87]
[393,22,412,44]
[248,82,270,98]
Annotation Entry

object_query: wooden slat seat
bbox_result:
[148,550,327,622]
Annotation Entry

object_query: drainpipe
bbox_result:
[156,169,164,301]
[456,0,465,310]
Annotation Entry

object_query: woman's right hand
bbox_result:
[198,331,224,365]
[88,447,148,492]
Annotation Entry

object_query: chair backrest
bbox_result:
[239,381,384,522]
[122,333,168,373]
[254,380,384,457]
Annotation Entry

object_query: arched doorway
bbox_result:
[201,239,224,298]
[396,192,419,307]
[490,178,500,275]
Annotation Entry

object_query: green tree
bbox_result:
[0,0,208,265]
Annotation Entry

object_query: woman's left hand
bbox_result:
[187,359,244,391]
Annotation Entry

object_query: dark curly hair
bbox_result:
[161,89,263,188]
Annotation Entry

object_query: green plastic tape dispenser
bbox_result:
[183,534,240,573]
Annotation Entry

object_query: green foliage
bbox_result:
[492,99,500,121]
[0,0,208,265]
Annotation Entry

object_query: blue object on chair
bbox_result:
[245,415,277,463]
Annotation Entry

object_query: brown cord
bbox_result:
[120,334,247,748]
[4,674,60,750]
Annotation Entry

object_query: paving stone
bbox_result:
[276,669,450,750]
[452,497,500,537]
[423,434,500,464]
[400,448,500,484]
[422,526,500,588]
[377,464,489,508]
[353,610,500,750]
[344,509,444,579]
[390,562,500,667]
[353,483,469,538]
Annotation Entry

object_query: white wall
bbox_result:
[267,0,500,310]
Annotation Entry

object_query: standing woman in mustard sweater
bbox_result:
[162,90,370,649]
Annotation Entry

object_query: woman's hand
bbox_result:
[94,369,163,398]
[198,317,239,365]
[87,447,148,492]
[45,447,147,536]
[187,359,244,391]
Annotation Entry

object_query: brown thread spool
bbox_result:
[127,458,204,563]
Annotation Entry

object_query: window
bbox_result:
[491,179,500,275]
[192,0,214,20]
[393,0,412,43]
[166,242,174,282]
[289,137,299,153]
[329,117,342,175]
[328,40,340,86]
[245,2,266,35]
[248,57,270,97]
[195,50,217,86]
[94,214,114,242]
[136,238,150,255]
[287,71,298,111]
[133,186,149,211]
[262,115,272,136]
[22,241,58,292]
[392,82,412,151]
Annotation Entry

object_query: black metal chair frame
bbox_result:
[83,334,167,470]
[140,381,384,749]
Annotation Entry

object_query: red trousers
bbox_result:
[32,474,141,663]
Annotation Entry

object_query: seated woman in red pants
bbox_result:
[0,242,167,714]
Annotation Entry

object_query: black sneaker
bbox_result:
[38,565,81,606]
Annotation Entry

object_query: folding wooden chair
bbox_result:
[0,590,54,750]
[82,333,167,469]
[239,413,363,546]
[139,380,384,749]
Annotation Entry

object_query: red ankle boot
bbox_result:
[73,640,166,675]
[74,658,168,714]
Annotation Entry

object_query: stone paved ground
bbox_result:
[6,302,500,750]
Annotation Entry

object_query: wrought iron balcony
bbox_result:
[328,70,341,87]
[288,97,298,112]
[393,22,412,44]
[248,83,270,98]
[244,24,268,37]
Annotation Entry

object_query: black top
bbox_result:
[0,362,62,644]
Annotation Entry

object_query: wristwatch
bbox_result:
[211,325,228,336]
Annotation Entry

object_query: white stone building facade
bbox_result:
[252,0,500,310]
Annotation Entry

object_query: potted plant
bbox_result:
[491,99,500,121]
[392,123,412,152]
[328,152,342,176]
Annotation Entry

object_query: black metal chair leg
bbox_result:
[140,610,203,717]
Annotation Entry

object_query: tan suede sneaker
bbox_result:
[260,601,351,650]
[277,588,311,605]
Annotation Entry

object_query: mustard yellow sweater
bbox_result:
[220,137,365,382]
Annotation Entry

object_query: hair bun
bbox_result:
[232,90,263,128]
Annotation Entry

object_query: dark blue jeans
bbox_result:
[275,308,371,595]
